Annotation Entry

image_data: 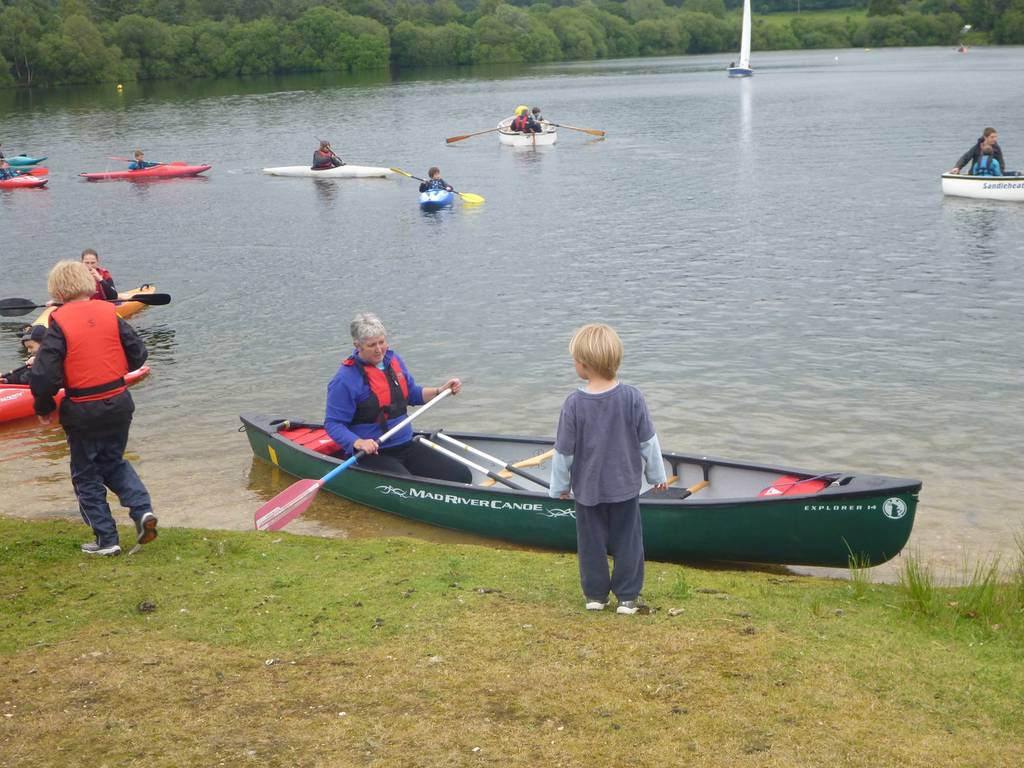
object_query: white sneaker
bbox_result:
[616,600,640,615]
[585,598,607,611]
[81,541,121,556]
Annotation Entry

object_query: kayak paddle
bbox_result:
[547,123,606,137]
[253,387,454,532]
[445,127,500,144]
[388,167,485,204]
[0,293,172,316]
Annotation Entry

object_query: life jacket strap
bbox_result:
[67,377,126,399]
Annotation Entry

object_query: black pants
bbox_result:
[358,439,472,484]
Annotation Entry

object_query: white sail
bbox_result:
[739,0,752,70]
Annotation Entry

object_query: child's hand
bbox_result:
[653,482,668,492]
[559,492,571,500]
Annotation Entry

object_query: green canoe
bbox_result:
[240,414,920,568]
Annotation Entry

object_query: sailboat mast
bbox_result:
[740,0,752,69]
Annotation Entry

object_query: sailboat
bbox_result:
[728,0,754,77]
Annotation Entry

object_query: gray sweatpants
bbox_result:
[574,496,644,602]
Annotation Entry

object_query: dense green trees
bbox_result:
[0,0,1019,88]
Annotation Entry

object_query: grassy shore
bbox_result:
[1,518,1022,767]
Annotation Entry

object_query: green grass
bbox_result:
[1,518,1023,767]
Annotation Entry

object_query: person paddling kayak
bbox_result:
[0,160,16,180]
[312,140,344,170]
[128,150,160,171]
[418,167,453,193]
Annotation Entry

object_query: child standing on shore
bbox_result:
[549,323,667,614]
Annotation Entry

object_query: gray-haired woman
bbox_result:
[324,312,470,482]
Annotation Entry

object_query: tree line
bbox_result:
[1,0,1020,88]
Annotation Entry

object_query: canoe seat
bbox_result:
[759,474,830,497]
[278,426,343,456]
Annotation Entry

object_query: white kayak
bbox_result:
[941,173,1024,201]
[262,165,394,178]
[497,118,557,147]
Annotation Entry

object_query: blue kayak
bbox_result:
[6,155,46,166]
[419,188,454,210]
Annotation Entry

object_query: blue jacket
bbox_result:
[128,160,159,170]
[419,178,451,192]
[971,155,1002,176]
[325,349,426,454]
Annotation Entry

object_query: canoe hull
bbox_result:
[6,155,46,166]
[727,67,754,77]
[241,415,920,568]
[941,173,1024,201]
[0,366,150,424]
[262,165,393,178]
[419,189,454,210]
[0,176,47,189]
[497,118,557,147]
[80,164,211,181]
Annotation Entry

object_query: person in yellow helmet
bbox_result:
[511,105,541,134]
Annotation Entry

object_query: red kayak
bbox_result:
[80,162,211,181]
[0,366,150,424]
[0,175,47,189]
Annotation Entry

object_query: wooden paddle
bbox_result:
[0,293,172,316]
[389,167,485,204]
[481,448,555,487]
[254,388,454,531]
[434,431,549,489]
[547,123,606,137]
[414,436,525,490]
[445,127,500,144]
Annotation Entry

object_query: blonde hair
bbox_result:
[569,323,623,380]
[47,260,96,301]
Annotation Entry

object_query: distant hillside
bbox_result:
[0,0,1016,88]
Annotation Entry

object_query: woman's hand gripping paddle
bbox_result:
[253,388,454,531]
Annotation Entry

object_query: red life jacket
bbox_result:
[512,114,529,132]
[52,301,128,403]
[89,267,113,300]
[343,354,409,427]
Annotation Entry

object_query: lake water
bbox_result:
[2,46,1022,582]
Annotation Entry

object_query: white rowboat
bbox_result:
[497,118,557,147]
[941,173,1024,201]
[263,165,394,178]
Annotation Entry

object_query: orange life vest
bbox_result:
[52,301,128,403]
[343,354,410,426]
[512,114,529,132]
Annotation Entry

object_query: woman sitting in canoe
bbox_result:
[325,312,471,483]
[81,248,118,300]
[418,167,453,193]
[312,141,344,170]
[128,150,160,171]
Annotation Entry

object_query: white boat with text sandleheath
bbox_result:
[941,173,1024,201]
[497,118,557,147]
[728,0,753,77]
[263,165,394,178]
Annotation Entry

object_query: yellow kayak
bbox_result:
[33,284,156,327]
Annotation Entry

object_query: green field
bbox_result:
[1,518,1022,766]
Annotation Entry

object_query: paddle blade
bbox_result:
[0,298,39,317]
[389,167,413,178]
[124,293,171,306]
[445,134,472,144]
[457,191,485,204]
[254,478,323,531]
